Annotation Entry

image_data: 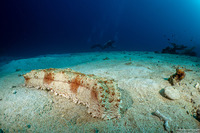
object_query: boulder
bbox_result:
[164,86,180,100]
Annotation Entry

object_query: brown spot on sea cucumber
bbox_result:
[115,103,119,107]
[91,89,98,101]
[70,76,81,94]
[112,92,115,96]
[73,71,85,76]
[105,89,110,94]
[43,72,54,85]
[24,76,31,83]
[116,99,121,102]
[47,68,56,71]
[101,94,105,98]
[109,98,114,103]
[61,71,65,74]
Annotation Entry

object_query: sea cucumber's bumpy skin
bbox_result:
[23,68,121,120]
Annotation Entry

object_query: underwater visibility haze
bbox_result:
[1,0,200,57]
[1,1,200,133]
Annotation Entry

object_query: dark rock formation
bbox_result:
[162,42,196,56]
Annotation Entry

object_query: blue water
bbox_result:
[1,0,200,57]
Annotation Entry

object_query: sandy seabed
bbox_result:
[0,51,200,133]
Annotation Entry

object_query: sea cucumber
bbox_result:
[23,68,122,120]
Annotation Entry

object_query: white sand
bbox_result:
[0,51,200,132]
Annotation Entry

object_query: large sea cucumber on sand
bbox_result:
[23,68,121,120]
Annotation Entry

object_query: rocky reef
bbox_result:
[161,43,196,56]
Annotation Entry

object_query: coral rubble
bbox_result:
[153,110,172,131]
[23,68,121,120]
[168,68,186,85]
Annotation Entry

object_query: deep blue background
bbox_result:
[1,0,200,57]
